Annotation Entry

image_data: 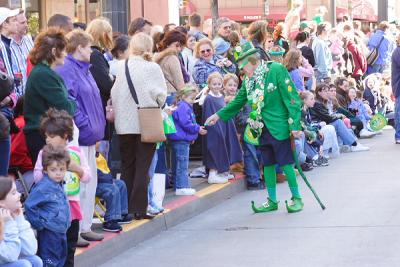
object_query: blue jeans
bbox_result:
[37,229,67,267]
[170,141,190,189]
[242,142,262,184]
[96,179,128,222]
[1,255,43,267]
[395,96,400,140]
[294,134,307,164]
[148,152,158,208]
[0,136,10,176]
[330,120,356,145]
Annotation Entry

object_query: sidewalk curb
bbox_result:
[75,177,246,267]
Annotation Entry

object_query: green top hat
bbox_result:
[234,42,259,70]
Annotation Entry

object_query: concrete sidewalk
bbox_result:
[75,169,246,267]
[99,128,400,267]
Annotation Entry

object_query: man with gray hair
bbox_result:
[213,17,232,56]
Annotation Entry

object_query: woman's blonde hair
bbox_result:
[300,90,314,110]
[223,73,239,86]
[66,29,93,54]
[194,38,214,58]
[207,71,223,85]
[86,17,113,50]
[283,49,302,71]
[130,32,153,61]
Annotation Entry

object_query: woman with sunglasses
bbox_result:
[310,84,369,152]
[192,38,236,88]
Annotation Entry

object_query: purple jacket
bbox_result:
[56,55,105,146]
[167,100,200,142]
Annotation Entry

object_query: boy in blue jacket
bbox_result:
[25,144,71,267]
[95,143,134,232]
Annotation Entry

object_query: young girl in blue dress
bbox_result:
[168,85,208,195]
[202,72,242,184]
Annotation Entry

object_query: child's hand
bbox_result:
[199,126,208,135]
[0,208,12,222]
[11,208,22,219]
[164,105,177,115]
[68,161,84,178]
[291,130,303,138]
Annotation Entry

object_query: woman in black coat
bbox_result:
[86,18,115,140]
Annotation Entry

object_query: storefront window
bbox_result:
[74,0,101,23]
[0,0,40,36]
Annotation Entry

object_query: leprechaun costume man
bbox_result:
[205,42,304,213]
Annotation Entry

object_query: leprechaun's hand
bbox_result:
[205,113,220,126]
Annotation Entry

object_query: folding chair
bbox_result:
[8,166,30,200]
[94,197,107,223]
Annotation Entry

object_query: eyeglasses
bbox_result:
[200,49,212,54]
[223,26,231,30]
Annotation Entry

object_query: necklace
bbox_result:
[243,61,270,143]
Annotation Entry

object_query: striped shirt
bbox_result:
[10,35,34,96]
[0,34,33,96]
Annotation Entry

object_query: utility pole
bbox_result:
[330,0,337,26]
[210,0,219,38]
[378,0,388,22]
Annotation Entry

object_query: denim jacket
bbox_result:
[24,175,71,233]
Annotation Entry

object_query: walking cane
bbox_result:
[291,135,326,210]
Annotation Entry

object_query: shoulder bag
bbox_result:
[366,36,384,66]
[125,59,166,143]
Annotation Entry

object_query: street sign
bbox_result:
[264,0,270,15]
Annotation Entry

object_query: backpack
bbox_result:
[366,36,384,66]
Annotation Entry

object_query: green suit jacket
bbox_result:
[217,62,301,141]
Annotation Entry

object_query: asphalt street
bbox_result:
[101,128,399,267]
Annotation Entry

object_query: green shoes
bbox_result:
[285,197,304,213]
[251,198,279,213]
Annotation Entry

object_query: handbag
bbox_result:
[125,59,166,143]
[105,98,115,122]
[0,69,13,103]
[366,36,384,66]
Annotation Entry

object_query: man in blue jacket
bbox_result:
[391,34,400,144]
[367,21,395,75]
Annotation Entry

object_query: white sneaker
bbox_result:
[351,143,370,152]
[222,172,235,180]
[175,188,196,196]
[340,145,351,153]
[359,129,376,139]
[208,172,228,184]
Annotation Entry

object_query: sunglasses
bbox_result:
[200,49,212,54]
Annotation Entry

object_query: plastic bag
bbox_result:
[164,115,177,134]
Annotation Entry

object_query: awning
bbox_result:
[204,7,265,22]
[336,0,378,22]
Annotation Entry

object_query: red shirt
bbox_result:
[10,116,33,172]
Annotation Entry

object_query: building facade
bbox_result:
[1,0,399,36]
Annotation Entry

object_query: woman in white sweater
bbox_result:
[111,33,167,220]
[0,177,42,267]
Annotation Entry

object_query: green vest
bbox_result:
[217,62,301,141]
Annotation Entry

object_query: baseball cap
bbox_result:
[0,7,20,25]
